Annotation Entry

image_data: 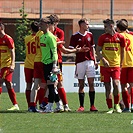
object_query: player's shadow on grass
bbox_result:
[62,110,107,114]
[0,110,28,113]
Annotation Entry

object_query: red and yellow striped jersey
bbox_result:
[24,33,36,69]
[0,34,14,68]
[34,30,43,62]
[120,32,133,67]
[98,33,125,67]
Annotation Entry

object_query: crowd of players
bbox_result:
[0,15,133,113]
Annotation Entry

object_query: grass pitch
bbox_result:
[0,93,132,133]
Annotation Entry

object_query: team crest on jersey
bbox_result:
[105,37,110,41]
[116,37,120,41]
[87,37,91,42]
[78,38,82,41]
[3,40,6,44]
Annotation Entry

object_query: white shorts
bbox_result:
[75,60,95,79]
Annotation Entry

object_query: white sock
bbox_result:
[48,102,53,110]
[14,104,18,107]
[56,102,60,108]
[64,104,68,107]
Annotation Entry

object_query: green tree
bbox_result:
[15,1,31,61]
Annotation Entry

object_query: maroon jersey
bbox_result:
[70,31,95,64]
[53,27,64,63]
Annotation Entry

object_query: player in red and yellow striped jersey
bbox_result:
[29,28,48,112]
[24,22,39,108]
[96,19,126,114]
[0,22,19,110]
[116,19,133,112]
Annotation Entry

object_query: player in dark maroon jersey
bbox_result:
[69,18,98,112]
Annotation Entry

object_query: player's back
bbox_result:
[121,32,133,67]
[24,33,36,69]
[34,30,43,62]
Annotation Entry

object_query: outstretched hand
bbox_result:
[52,67,60,74]
[76,45,90,52]
[57,41,65,45]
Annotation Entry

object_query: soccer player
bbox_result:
[69,18,98,112]
[39,17,61,113]
[28,28,47,112]
[39,15,90,112]
[116,19,133,112]
[117,19,133,110]
[48,14,71,111]
[96,19,126,114]
[0,22,19,110]
[24,22,39,109]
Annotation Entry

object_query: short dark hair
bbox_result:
[49,14,60,23]
[78,18,88,25]
[31,22,39,32]
[40,17,52,24]
[116,19,128,31]
[103,19,114,25]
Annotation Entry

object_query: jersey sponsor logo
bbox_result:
[40,43,46,47]
[0,49,7,53]
[105,47,118,51]
[87,37,91,42]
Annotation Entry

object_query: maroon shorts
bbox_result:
[24,68,34,83]
[120,67,133,84]
[100,66,120,82]
[0,67,13,82]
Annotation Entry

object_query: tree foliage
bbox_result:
[15,2,31,61]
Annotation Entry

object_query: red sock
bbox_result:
[58,88,68,105]
[7,88,17,105]
[131,87,133,104]
[0,87,2,94]
[122,91,130,108]
[106,98,113,109]
[38,88,45,104]
[30,102,36,107]
[114,94,120,104]
[25,90,31,108]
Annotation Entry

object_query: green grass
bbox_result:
[0,93,133,133]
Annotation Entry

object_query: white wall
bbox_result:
[19,62,105,93]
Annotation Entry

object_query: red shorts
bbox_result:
[0,67,13,82]
[33,62,46,83]
[41,78,46,83]
[24,68,34,83]
[120,67,133,84]
[100,66,120,82]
